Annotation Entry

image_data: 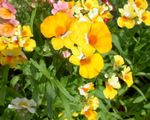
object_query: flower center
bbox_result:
[55,26,65,37]
[135,1,141,8]
[80,57,91,65]
[88,34,97,46]
[19,101,28,107]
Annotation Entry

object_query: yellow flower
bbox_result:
[117,3,137,29]
[87,96,99,110]
[81,108,98,120]
[69,47,104,79]
[142,11,150,26]
[0,37,8,51]
[114,55,124,67]
[23,39,36,52]
[22,25,33,37]
[117,17,135,29]
[40,12,73,38]
[134,0,148,10]
[83,0,99,10]
[103,83,118,100]
[121,66,133,87]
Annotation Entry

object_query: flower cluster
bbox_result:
[103,55,133,100]
[78,83,99,120]
[0,0,36,68]
[117,0,150,29]
[41,0,113,79]
[81,96,99,120]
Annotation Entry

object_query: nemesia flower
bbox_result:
[117,0,150,28]
[87,96,99,110]
[22,25,33,37]
[0,7,15,19]
[103,82,118,100]
[1,2,17,14]
[103,74,121,100]
[0,23,16,37]
[81,108,97,120]
[114,55,124,67]
[141,11,150,26]
[134,0,148,9]
[79,82,94,97]
[69,47,104,79]
[117,3,136,29]
[87,22,112,53]
[8,97,37,113]
[121,65,133,87]
[83,0,99,10]
[23,39,36,52]
[108,75,121,89]
[40,12,73,38]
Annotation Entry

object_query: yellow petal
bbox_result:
[88,22,112,53]
[142,11,150,26]
[122,71,133,87]
[51,37,64,50]
[103,83,117,100]
[69,55,80,65]
[117,17,135,29]
[82,44,95,57]
[114,55,124,66]
[22,25,33,37]
[135,0,148,9]
[23,39,36,52]
[79,53,104,79]
[40,12,72,38]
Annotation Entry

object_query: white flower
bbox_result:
[8,97,37,113]
[108,75,121,89]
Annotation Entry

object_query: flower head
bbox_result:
[8,97,37,113]
[40,12,73,38]
[79,82,94,97]
[121,66,133,87]
[69,47,104,79]
[103,82,118,100]
[114,55,124,67]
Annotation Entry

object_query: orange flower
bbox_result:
[0,23,16,37]
[40,12,73,38]
[88,22,112,53]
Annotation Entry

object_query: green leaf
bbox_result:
[10,76,20,87]
[132,85,147,101]
[144,103,150,109]
[112,34,124,55]
[30,59,74,101]
[133,96,145,103]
